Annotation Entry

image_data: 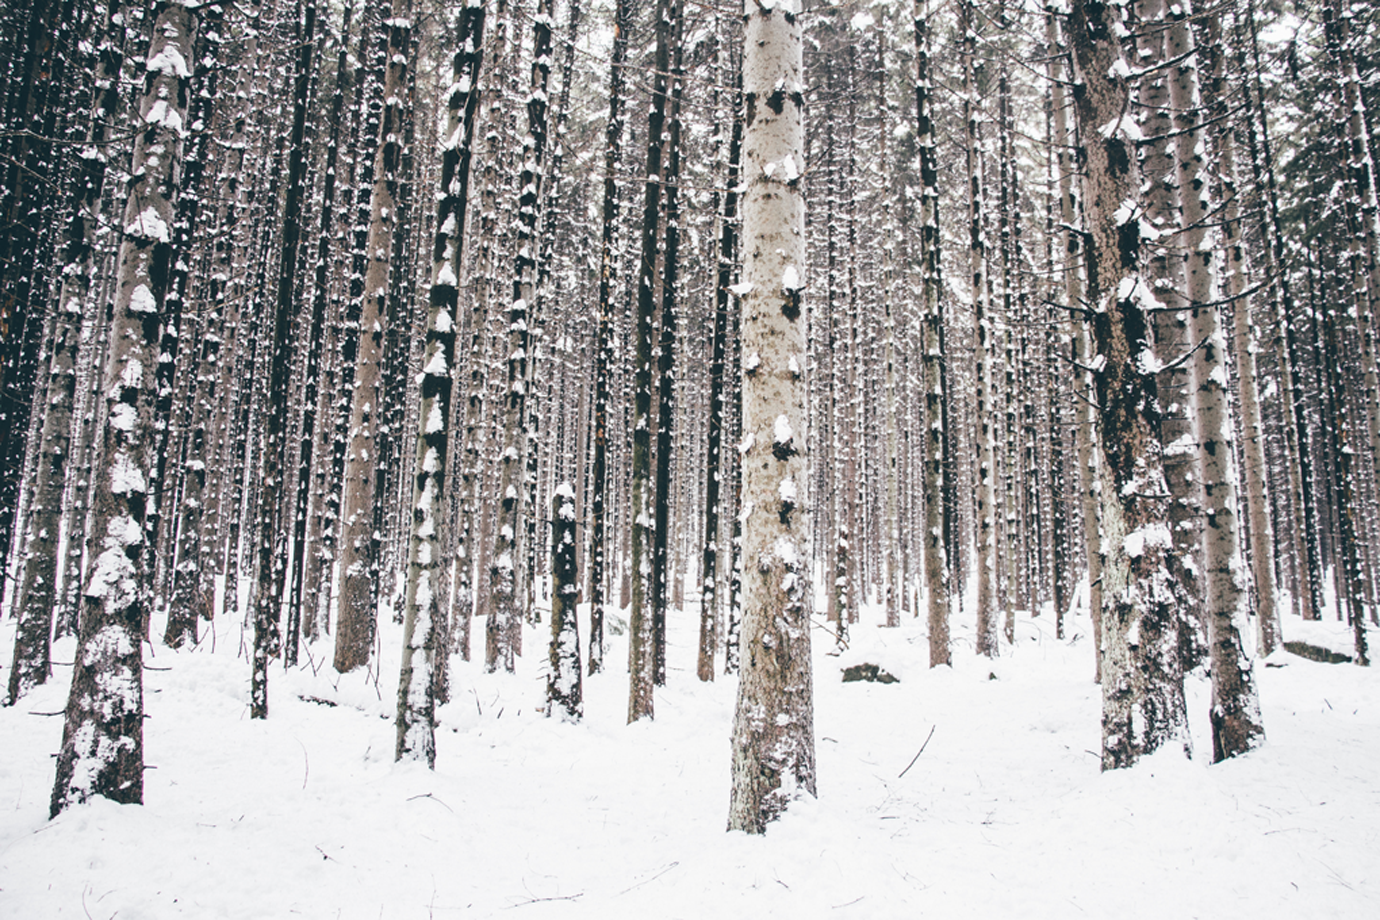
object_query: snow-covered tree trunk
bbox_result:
[447,1,492,664]
[700,33,741,682]
[1202,11,1277,656]
[586,0,630,677]
[727,0,815,834]
[627,0,673,721]
[546,482,582,719]
[1068,0,1189,770]
[1048,0,1101,675]
[335,4,413,673]
[1168,1,1265,759]
[1135,0,1203,664]
[1238,0,1319,623]
[249,0,318,715]
[915,0,949,667]
[964,0,996,658]
[6,0,124,705]
[298,0,358,642]
[395,0,485,764]
[487,0,554,674]
[652,0,686,688]
[50,0,200,817]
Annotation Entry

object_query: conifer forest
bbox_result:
[3,0,1380,915]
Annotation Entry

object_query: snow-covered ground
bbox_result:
[2,595,1376,918]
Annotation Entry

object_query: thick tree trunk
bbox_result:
[1068,0,1189,770]
[1169,2,1265,758]
[727,0,815,834]
[335,6,413,673]
[51,0,199,816]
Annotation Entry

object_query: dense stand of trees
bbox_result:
[2,0,1376,832]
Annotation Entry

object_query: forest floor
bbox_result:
[2,585,1377,918]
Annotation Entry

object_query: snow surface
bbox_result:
[2,590,1378,918]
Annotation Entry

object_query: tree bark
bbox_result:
[727,0,815,834]
[51,0,200,816]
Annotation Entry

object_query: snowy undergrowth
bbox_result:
[2,600,1376,918]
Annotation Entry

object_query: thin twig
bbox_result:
[506,893,583,909]
[617,861,680,896]
[898,725,936,778]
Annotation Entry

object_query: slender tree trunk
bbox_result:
[627,0,673,721]
[587,0,631,678]
[699,36,742,682]
[651,1,685,687]
[546,483,582,719]
[915,0,949,666]
[965,0,996,658]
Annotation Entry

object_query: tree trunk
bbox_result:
[727,0,815,834]
[335,5,413,673]
[51,0,200,816]
[7,0,124,704]
[915,0,949,667]
[547,483,582,719]
[1169,1,1266,758]
[1068,0,1190,770]
[587,0,631,678]
[627,0,673,721]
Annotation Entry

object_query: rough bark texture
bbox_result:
[335,7,412,673]
[965,0,996,658]
[51,0,200,816]
[727,0,816,834]
[395,2,481,759]
[7,0,124,704]
[627,0,672,721]
[1068,0,1189,770]
[700,43,742,682]
[586,0,631,678]
[915,0,949,667]
[1203,10,1277,658]
[1169,2,1265,759]
[547,483,582,719]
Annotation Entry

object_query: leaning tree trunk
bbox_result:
[727,0,815,835]
[51,0,199,817]
[1068,0,1189,770]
